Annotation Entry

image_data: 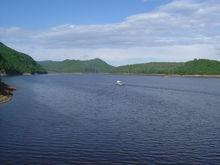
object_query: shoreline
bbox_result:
[0,94,12,104]
[0,82,16,104]
[44,72,220,78]
[109,73,220,78]
[2,72,220,78]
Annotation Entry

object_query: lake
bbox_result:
[0,74,220,164]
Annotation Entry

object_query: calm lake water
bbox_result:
[0,74,220,164]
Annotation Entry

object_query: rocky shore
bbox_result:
[0,81,16,104]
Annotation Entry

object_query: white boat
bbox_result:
[116,80,124,86]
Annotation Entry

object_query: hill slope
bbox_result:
[174,59,220,75]
[40,58,220,75]
[112,59,220,75]
[39,58,114,73]
[112,62,183,74]
[0,42,47,75]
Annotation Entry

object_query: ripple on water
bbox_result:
[0,75,220,164]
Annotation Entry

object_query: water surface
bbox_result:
[0,74,220,164]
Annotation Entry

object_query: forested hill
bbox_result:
[0,42,47,75]
[111,59,220,75]
[39,58,114,73]
[174,59,220,75]
[1,41,218,76]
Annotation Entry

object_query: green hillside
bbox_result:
[174,59,220,75]
[39,58,220,75]
[0,42,47,75]
[39,58,114,73]
[112,62,183,74]
[112,59,220,75]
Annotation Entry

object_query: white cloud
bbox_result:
[0,0,220,65]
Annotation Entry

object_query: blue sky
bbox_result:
[0,0,220,65]
[0,0,171,28]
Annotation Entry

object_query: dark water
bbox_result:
[0,74,220,164]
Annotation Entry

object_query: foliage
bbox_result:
[111,62,183,74]
[1,41,219,75]
[112,59,220,75]
[0,42,47,75]
[174,59,220,75]
[39,58,114,73]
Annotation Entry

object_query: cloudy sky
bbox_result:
[0,0,220,66]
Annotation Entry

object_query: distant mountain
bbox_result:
[1,41,219,76]
[112,59,220,75]
[39,58,114,73]
[112,62,183,75]
[0,42,47,75]
[39,58,220,75]
[175,59,220,75]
